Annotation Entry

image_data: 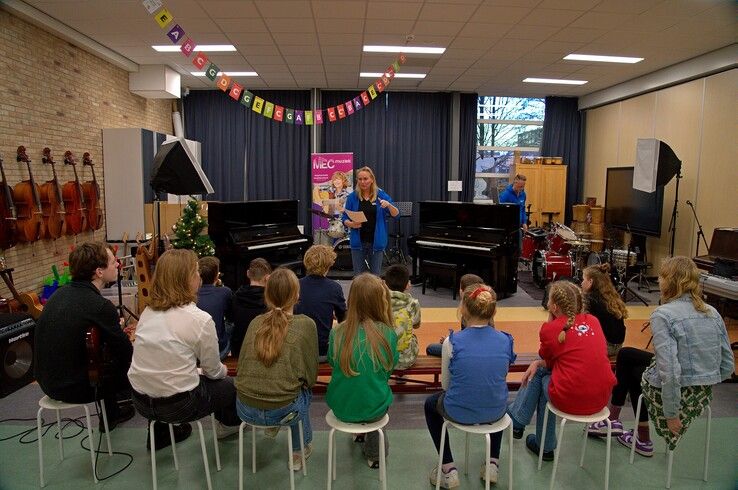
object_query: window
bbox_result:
[474,97,545,202]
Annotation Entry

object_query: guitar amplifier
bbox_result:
[0,313,36,398]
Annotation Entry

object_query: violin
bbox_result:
[82,152,103,231]
[39,148,66,239]
[0,153,18,250]
[13,146,44,243]
[61,150,87,234]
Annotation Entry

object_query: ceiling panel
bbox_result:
[200,1,259,18]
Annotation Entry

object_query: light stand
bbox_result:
[616,228,649,306]
[686,200,709,257]
[115,257,138,324]
[666,167,682,256]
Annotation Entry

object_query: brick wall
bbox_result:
[0,10,172,297]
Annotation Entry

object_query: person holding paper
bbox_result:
[342,166,399,275]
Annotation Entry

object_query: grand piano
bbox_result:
[408,201,520,298]
[208,200,312,288]
[693,227,738,274]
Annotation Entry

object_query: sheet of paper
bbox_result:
[447,180,463,192]
[345,210,367,223]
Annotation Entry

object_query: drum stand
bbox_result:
[615,245,649,306]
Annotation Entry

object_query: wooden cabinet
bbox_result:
[512,164,567,227]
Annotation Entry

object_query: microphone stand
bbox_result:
[686,201,709,257]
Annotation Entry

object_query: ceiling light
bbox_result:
[363,45,445,54]
[523,78,588,85]
[360,72,426,79]
[564,53,643,63]
[153,44,237,52]
[191,71,258,77]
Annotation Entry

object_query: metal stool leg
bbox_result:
[579,423,588,467]
[604,419,612,490]
[538,406,550,470]
[298,420,307,476]
[149,421,158,490]
[99,399,112,456]
[549,418,566,490]
[484,433,491,490]
[436,421,449,490]
[703,406,711,481]
[210,414,221,471]
[56,409,63,460]
[37,407,45,487]
[287,424,295,490]
[82,405,97,483]
[666,449,674,488]
[238,422,246,490]
[508,425,514,490]
[169,424,179,469]
[196,421,213,490]
[378,429,387,490]
[464,431,470,475]
[327,428,335,490]
[630,395,643,464]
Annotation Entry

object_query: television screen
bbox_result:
[605,167,664,237]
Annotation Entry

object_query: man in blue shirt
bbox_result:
[498,174,528,249]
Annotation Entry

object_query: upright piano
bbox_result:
[693,227,738,274]
[408,201,520,298]
[208,200,312,288]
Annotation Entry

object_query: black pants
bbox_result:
[46,364,131,422]
[132,376,240,426]
[612,347,654,422]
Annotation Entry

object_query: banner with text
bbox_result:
[311,153,353,237]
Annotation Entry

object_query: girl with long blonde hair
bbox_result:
[588,257,733,458]
[235,268,318,471]
[326,273,398,468]
[507,280,615,461]
[582,263,628,356]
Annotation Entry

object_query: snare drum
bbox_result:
[532,250,574,287]
[328,218,346,238]
[612,249,637,268]
[521,227,547,261]
[332,238,353,270]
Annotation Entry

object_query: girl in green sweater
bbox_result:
[327,273,399,468]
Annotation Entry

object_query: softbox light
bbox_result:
[633,139,681,193]
[150,138,214,195]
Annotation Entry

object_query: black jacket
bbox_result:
[34,281,132,401]
[585,294,626,345]
[230,285,267,358]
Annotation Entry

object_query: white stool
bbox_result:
[148,414,221,490]
[436,413,514,490]
[539,403,611,490]
[629,394,711,488]
[325,410,389,490]
[238,419,307,490]
[37,396,112,487]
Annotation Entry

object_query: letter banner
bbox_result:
[154,8,173,28]
[399,53,407,64]
[241,90,254,108]
[368,86,377,99]
[315,110,324,125]
[192,52,208,69]
[360,91,370,105]
[353,97,362,111]
[205,63,219,81]
[252,96,264,114]
[392,61,400,72]
[229,82,243,101]
[167,24,185,43]
[344,101,354,115]
[285,108,294,123]
[142,0,163,14]
[273,105,284,122]
[336,104,346,119]
[311,152,353,235]
[263,101,275,118]
[375,79,385,93]
[305,110,313,125]
[327,107,337,122]
[216,74,231,91]
[181,38,195,56]
[294,110,304,125]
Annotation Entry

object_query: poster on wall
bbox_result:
[311,153,353,243]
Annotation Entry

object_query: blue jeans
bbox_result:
[236,388,312,449]
[351,242,384,275]
[426,343,442,357]
[507,367,557,452]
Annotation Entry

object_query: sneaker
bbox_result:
[429,466,460,489]
[587,419,624,437]
[512,427,524,440]
[525,434,554,461]
[100,404,135,433]
[352,433,365,443]
[291,443,312,471]
[480,461,499,484]
[616,430,653,457]
[264,427,280,438]
[147,422,192,451]
[214,420,240,439]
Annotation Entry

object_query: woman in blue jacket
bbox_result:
[342,166,399,275]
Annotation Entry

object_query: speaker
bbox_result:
[633,139,681,193]
[0,313,35,398]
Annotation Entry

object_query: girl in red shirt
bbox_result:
[507,281,615,460]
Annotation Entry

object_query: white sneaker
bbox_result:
[291,443,312,471]
[429,466,460,489]
[214,420,240,439]
[480,461,499,484]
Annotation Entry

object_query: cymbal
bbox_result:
[566,240,591,247]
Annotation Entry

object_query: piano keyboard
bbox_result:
[700,273,738,301]
[247,238,309,251]
[414,239,493,253]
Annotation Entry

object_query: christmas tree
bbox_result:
[171,200,216,257]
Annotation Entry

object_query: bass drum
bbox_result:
[333,238,353,271]
[532,250,574,288]
[521,227,547,262]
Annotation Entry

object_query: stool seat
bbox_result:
[38,397,89,411]
[325,411,389,433]
[546,405,610,423]
[445,415,512,434]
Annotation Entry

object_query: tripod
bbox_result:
[115,255,138,326]
[613,235,648,306]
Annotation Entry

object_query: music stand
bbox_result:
[386,202,413,265]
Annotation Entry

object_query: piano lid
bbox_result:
[418,201,520,232]
[208,200,300,243]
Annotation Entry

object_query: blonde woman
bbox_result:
[507,281,614,461]
[128,249,241,449]
[235,268,318,471]
[327,273,398,468]
[582,263,628,356]
[341,166,399,275]
[589,257,733,457]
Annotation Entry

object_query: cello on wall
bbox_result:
[0,153,18,250]
[39,147,66,239]
[82,152,103,231]
[13,146,44,243]
[62,150,87,235]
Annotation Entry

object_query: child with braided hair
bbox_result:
[507,281,615,461]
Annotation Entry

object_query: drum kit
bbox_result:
[311,208,353,270]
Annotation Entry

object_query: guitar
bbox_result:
[135,233,158,314]
[0,153,18,250]
[86,325,110,387]
[0,267,43,320]
[39,148,66,239]
[13,146,45,243]
[61,151,88,235]
[82,152,103,231]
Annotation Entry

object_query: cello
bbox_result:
[39,148,66,239]
[13,146,44,243]
[82,152,103,231]
[61,150,87,234]
[0,153,18,250]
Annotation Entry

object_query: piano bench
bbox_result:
[421,260,460,300]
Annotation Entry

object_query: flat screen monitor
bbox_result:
[605,167,664,237]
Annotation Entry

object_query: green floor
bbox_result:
[1,418,736,490]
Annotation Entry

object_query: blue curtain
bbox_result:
[183,89,312,225]
[541,96,582,223]
[459,93,478,202]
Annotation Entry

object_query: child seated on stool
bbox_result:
[425,284,516,488]
[326,273,398,468]
[383,264,421,370]
[581,263,627,357]
[426,273,483,357]
[196,256,233,360]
